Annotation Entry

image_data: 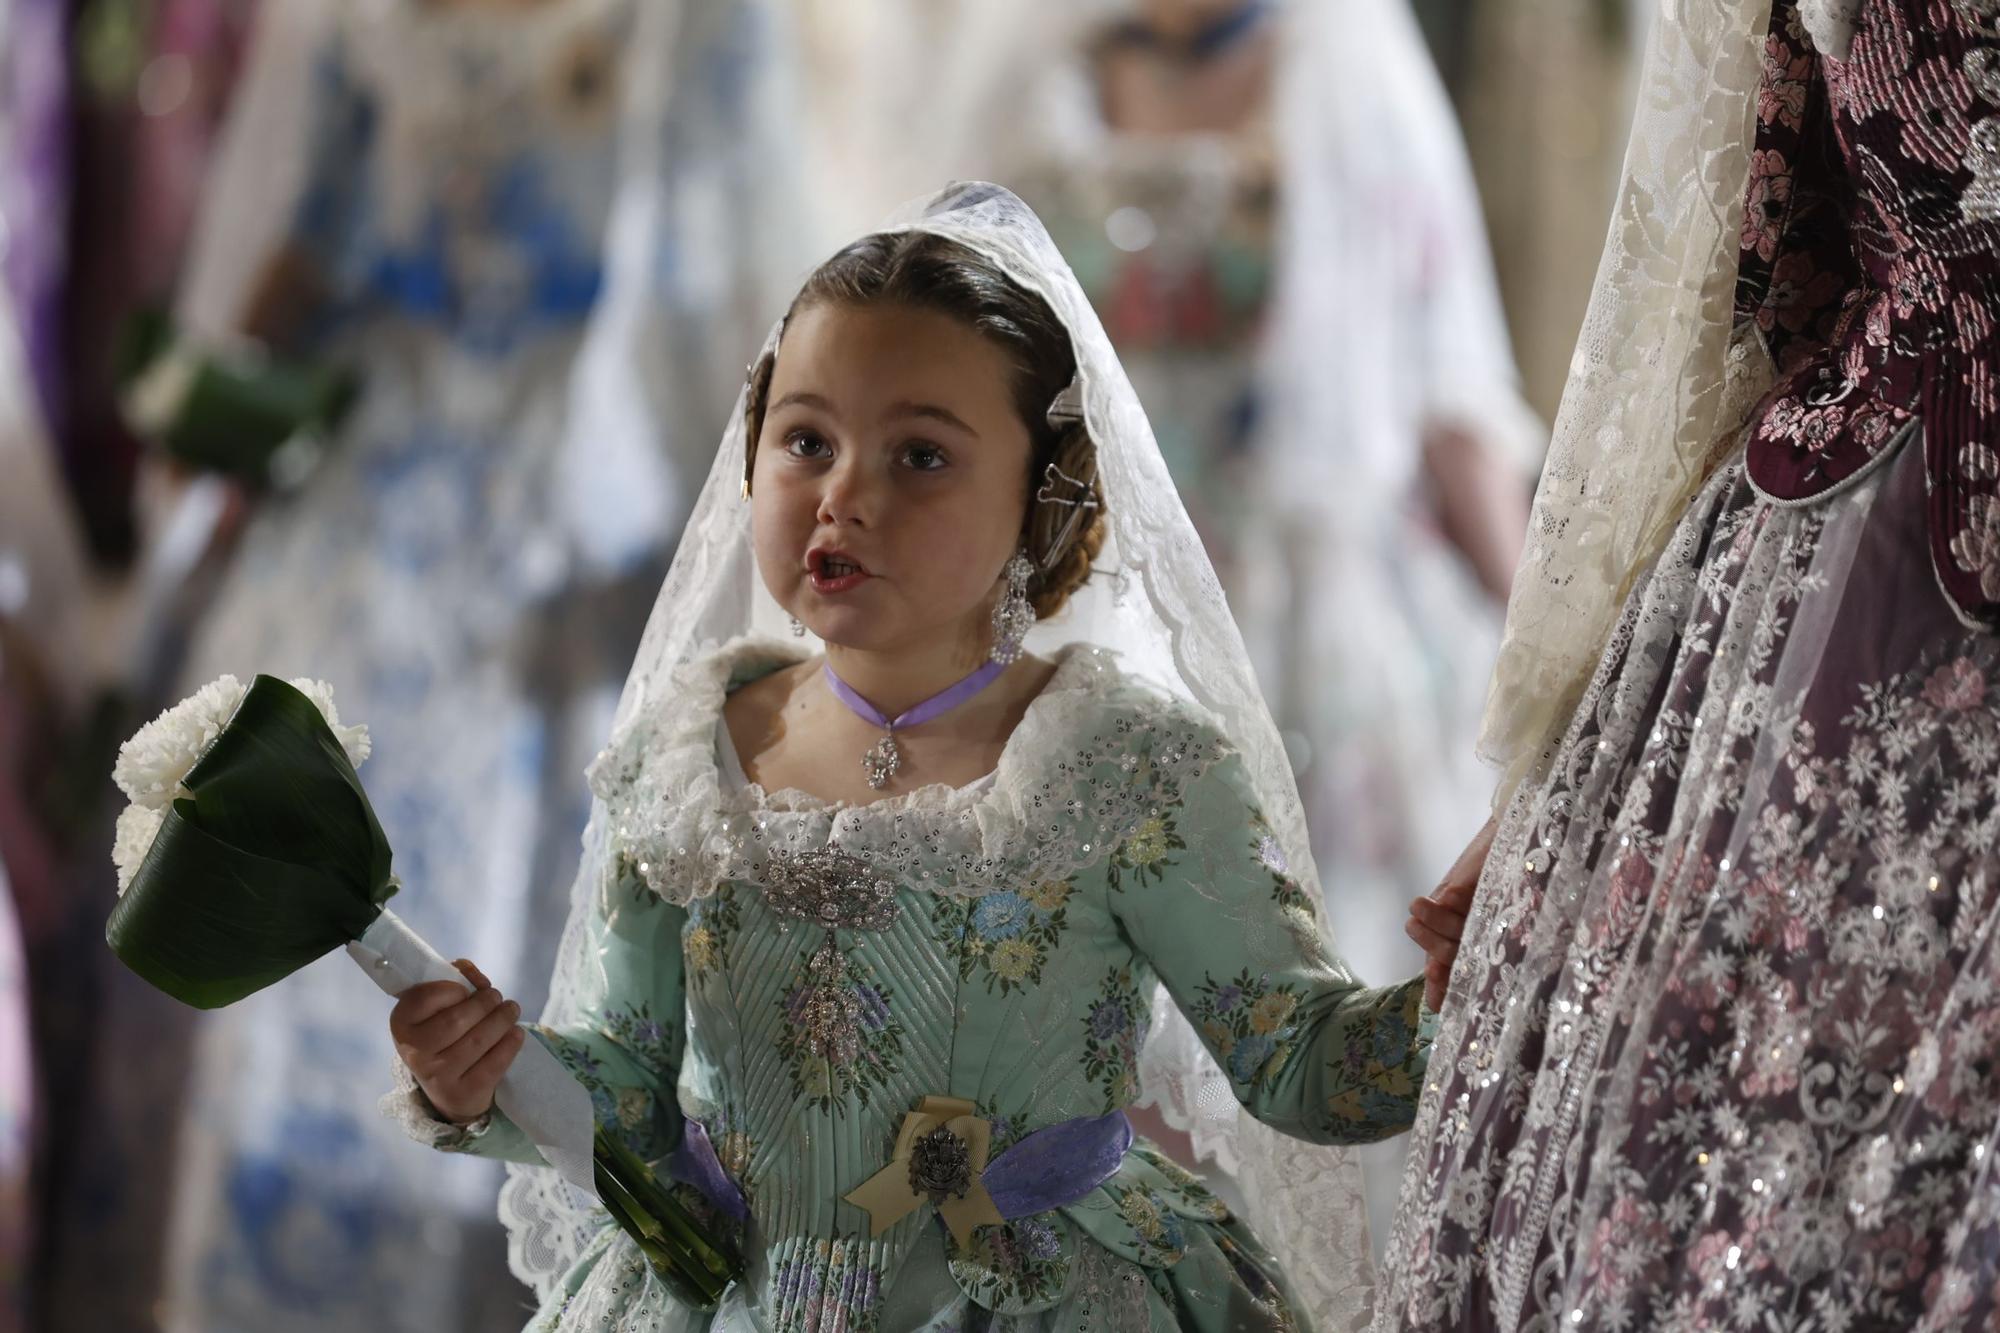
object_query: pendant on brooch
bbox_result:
[801,936,863,1066]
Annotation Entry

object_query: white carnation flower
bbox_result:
[286,677,372,768]
[113,674,248,808]
[112,803,168,895]
[110,675,371,891]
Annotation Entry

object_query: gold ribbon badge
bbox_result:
[843,1096,1005,1246]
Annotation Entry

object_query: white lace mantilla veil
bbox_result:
[499,182,1378,1327]
[1260,0,1542,514]
[1475,0,1782,801]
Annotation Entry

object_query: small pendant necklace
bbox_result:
[822,659,1008,790]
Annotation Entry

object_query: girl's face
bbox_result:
[751,302,1034,657]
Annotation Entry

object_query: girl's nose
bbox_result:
[816,454,879,529]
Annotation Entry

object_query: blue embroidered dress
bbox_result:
[154,4,689,1329]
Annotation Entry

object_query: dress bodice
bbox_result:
[1741,0,2000,628]
[407,639,1435,1328]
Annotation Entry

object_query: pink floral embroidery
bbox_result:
[1851,407,1898,448]
[1948,494,2000,598]
[1762,251,1850,334]
[1897,56,1980,172]
[1961,440,2000,481]
[1760,399,1810,444]
[1970,358,1999,417]
[1887,248,1950,317]
[1761,35,1814,129]
[1953,290,1994,346]
[1743,149,1795,261]
[1798,404,1848,450]
[1921,656,1987,710]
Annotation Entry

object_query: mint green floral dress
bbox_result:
[388,640,1435,1330]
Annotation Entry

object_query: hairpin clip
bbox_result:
[1035,460,1100,571]
[1037,462,1099,510]
[1045,374,1086,430]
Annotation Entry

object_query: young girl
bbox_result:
[385,183,1467,1331]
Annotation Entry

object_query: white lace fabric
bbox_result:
[1478,0,1779,800]
[589,639,1228,906]
[500,183,1380,1329]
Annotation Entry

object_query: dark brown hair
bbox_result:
[744,231,1107,618]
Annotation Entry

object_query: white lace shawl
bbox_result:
[1478,0,1781,798]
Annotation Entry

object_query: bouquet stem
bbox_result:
[348,910,743,1308]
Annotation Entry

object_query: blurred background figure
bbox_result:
[36,0,795,1329]
[1,0,1652,1327]
[991,0,1540,1244]
[149,0,645,1322]
[0,282,82,1333]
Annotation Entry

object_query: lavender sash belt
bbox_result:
[668,1120,750,1222]
[982,1110,1134,1217]
[669,1109,1134,1224]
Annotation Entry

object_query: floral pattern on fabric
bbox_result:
[1081,965,1146,1110]
[774,949,904,1116]
[1319,980,1430,1142]
[1738,0,2000,629]
[934,881,1074,995]
[1249,811,1315,917]
[1111,1185,1188,1268]
[1191,970,1305,1091]
[769,1235,884,1333]
[1107,801,1186,892]
[699,1105,758,1204]
[683,885,742,982]
[945,1214,1077,1315]
[1129,1143,1231,1223]
[1381,439,2000,1330]
[406,641,1434,1328]
[537,1010,674,1158]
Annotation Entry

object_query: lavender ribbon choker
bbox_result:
[822,660,1007,790]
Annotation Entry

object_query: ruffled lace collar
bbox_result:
[587,637,1228,904]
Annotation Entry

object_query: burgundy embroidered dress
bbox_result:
[1380,1,2000,1328]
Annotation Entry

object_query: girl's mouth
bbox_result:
[808,548,873,594]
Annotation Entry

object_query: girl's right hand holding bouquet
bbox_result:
[389,958,526,1125]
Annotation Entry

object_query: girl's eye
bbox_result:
[785,430,831,460]
[902,442,947,471]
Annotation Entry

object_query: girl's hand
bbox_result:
[388,958,527,1125]
[1406,818,1496,1011]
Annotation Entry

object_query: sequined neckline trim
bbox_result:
[587,637,1231,904]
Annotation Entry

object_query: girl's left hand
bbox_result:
[1406,818,1495,1011]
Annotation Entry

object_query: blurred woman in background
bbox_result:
[74,2,792,1329]
[1002,0,1539,1246]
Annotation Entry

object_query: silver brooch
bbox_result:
[907,1124,973,1204]
[764,847,899,933]
[766,847,899,1067]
